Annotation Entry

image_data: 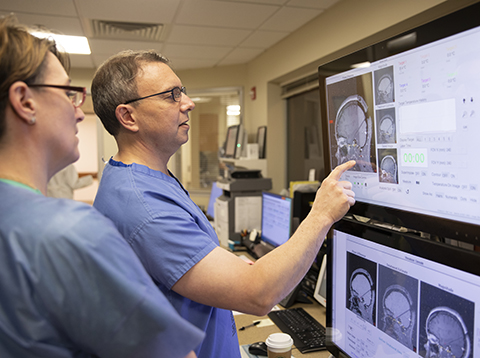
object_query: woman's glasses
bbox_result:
[29,84,87,108]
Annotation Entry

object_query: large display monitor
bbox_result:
[318,2,480,244]
[327,218,480,358]
[260,191,293,248]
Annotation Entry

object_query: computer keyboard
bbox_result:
[267,307,326,353]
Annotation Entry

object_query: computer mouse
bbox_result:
[248,341,268,356]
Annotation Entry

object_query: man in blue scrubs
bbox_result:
[92,50,356,358]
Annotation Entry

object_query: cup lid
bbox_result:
[266,333,294,349]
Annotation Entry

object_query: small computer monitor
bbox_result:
[206,182,223,220]
[313,254,327,307]
[257,125,267,159]
[224,125,240,158]
[260,192,293,248]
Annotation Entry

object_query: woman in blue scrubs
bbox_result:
[0,15,204,358]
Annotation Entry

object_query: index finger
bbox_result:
[328,160,356,181]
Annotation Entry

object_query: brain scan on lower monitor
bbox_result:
[346,252,376,326]
[329,219,480,358]
[419,283,474,358]
[378,265,419,352]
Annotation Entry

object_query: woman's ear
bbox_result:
[8,81,36,124]
[115,104,139,133]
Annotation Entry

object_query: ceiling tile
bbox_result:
[0,0,77,16]
[217,0,288,4]
[169,58,220,71]
[5,12,85,36]
[168,25,251,47]
[176,0,279,29]
[218,47,264,66]
[286,0,340,9]
[0,0,342,70]
[259,6,322,32]
[75,0,180,23]
[89,39,164,55]
[163,43,232,60]
[240,30,289,48]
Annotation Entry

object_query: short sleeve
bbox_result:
[131,208,218,289]
[34,206,204,358]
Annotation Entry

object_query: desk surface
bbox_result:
[235,302,331,358]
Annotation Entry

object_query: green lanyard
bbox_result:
[0,178,42,195]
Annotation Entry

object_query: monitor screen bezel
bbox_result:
[313,254,327,307]
[318,1,480,245]
[326,217,480,358]
[257,125,267,159]
[260,191,293,248]
[224,125,240,158]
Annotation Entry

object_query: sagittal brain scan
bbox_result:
[419,283,474,358]
[349,268,375,324]
[346,253,377,325]
[335,95,376,172]
[382,284,416,350]
[375,66,395,104]
[424,307,471,358]
[378,149,398,184]
[376,108,396,144]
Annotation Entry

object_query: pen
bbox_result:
[239,320,261,331]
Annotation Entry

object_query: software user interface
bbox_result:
[331,228,480,358]
[325,25,480,227]
[261,193,292,247]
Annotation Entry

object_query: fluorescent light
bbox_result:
[226,105,240,116]
[30,32,91,55]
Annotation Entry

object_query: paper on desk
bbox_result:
[238,254,255,265]
[234,196,261,232]
[256,318,274,328]
[233,305,281,316]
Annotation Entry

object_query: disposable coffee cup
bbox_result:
[265,333,293,358]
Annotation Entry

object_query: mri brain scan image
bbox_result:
[335,95,375,172]
[377,73,394,103]
[377,111,396,144]
[382,284,416,350]
[374,66,395,104]
[379,154,398,183]
[349,268,375,324]
[424,307,471,358]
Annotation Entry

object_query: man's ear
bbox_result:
[8,81,36,124]
[115,104,139,133]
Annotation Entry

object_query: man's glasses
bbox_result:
[124,86,186,105]
[29,84,86,108]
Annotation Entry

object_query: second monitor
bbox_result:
[260,191,293,248]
